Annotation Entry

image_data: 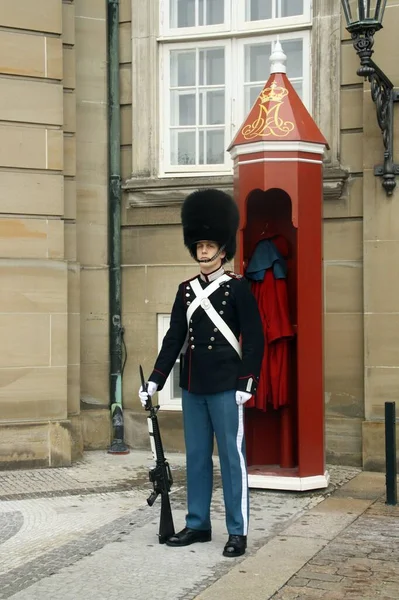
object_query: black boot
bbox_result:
[223,534,247,557]
[166,527,212,547]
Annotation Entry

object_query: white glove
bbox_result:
[235,391,252,406]
[139,381,158,407]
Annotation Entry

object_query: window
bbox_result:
[159,1,312,175]
[157,314,182,410]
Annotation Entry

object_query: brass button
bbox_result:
[187,301,191,305]
[191,344,195,349]
[208,345,213,350]
[214,328,218,332]
[219,310,224,315]
[186,293,190,297]
[190,336,194,341]
[189,328,193,332]
[186,286,190,290]
[225,291,229,296]
[210,337,215,342]
[222,301,226,305]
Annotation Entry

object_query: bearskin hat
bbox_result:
[181,189,239,261]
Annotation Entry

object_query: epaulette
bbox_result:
[226,271,243,280]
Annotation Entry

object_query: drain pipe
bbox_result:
[107,0,129,454]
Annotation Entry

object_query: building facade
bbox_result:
[0,0,398,470]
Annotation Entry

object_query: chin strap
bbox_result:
[196,245,226,264]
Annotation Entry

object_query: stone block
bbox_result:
[47,129,64,171]
[0,423,49,468]
[122,224,186,265]
[68,262,80,314]
[0,0,62,33]
[75,16,106,102]
[121,105,132,146]
[348,176,363,218]
[122,265,197,315]
[81,409,111,450]
[365,367,399,421]
[324,313,364,418]
[341,131,363,173]
[0,313,50,368]
[0,171,64,216]
[324,262,363,313]
[80,363,109,408]
[69,414,84,461]
[46,36,63,80]
[64,221,77,261]
[362,421,399,472]
[50,313,68,367]
[364,241,399,313]
[68,364,81,416]
[119,22,132,63]
[62,1,75,45]
[363,169,399,241]
[49,421,72,467]
[76,140,107,186]
[0,259,67,314]
[0,30,61,79]
[120,0,131,22]
[75,0,106,19]
[64,134,76,177]
[323,219,363,262]
[340,87,363,130]
[326,416,363,467]
[0,366,67,421]
[0,217,63,259]
[124,409,185,453]
[120,64,132,105]
[63,46,76,89]
[0,125,62,171]
[0,78,63,125]
[64,177,77,220]
[121,145,132,180]
[63,90,76,133]
[341,43,362,86]
[365,313,399,367]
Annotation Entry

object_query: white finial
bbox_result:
[270,40,286,74]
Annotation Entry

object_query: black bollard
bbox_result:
[385,402,397,506]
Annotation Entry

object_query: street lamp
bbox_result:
[341,0,399,196]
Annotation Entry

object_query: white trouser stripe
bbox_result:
[236,404,248,536]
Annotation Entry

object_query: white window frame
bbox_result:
[235,0,311,33]
[235,29,311,119]
[157,314,182,411]
[160,39,232,175]
[161,0,231,37]
[159,1,312,177]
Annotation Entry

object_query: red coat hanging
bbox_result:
[245,237,294,411]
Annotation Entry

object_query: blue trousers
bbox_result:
[182,389,249,536]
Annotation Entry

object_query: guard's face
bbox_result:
[196,241,226,267]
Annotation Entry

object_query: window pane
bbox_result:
[171,92,196,126]
[170,0,195,28]
[170,51,196,87]
[283,39,303,79]
[200,90,225,125]
[199,48,225,85]
[246,0,272,21]
[199,129,224,164]
[291,80,303,99]
[245,84,263,112]
[279,0,303,18]
[245,43,272,84]
[171,364,182,399]
[171,130,195,165]
[199,0,224,25]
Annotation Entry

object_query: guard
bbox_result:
[138,189,264,557]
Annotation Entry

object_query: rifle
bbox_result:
[139,365,175,544]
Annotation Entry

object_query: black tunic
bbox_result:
[149,270,265,395]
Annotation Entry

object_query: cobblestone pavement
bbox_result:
[270,478,399,600]
[0,451,359,599]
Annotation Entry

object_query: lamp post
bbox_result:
[341,0,399,196]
